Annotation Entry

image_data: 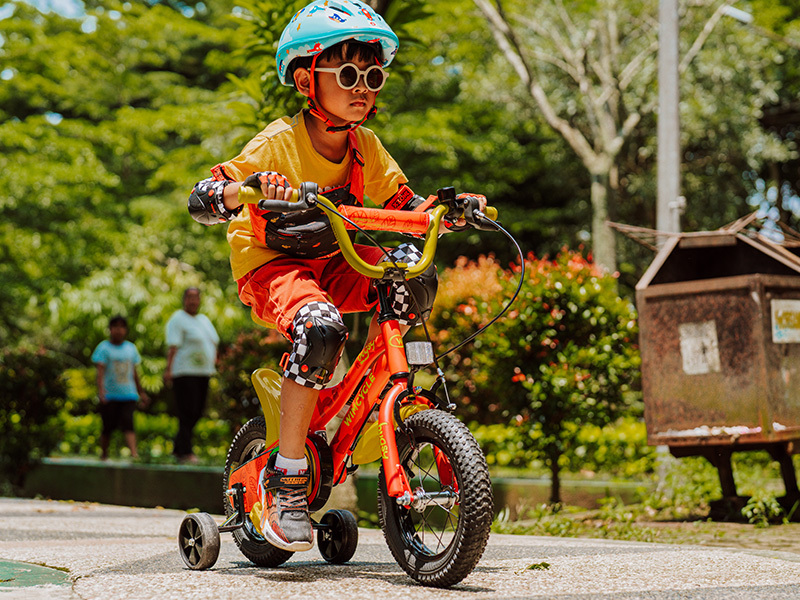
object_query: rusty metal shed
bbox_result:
[634,221,800,517]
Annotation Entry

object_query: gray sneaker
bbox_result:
[257,457,313,552]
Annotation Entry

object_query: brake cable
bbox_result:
[314,199,525,370]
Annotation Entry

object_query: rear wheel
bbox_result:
[378,410,493,588]
[223,417,294,567]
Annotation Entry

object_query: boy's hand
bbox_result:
[459,193,487,211]
[244,171,294,202]
[441,193,488,232]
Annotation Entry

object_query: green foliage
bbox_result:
[224,0,307,132]
[492,499,660,543]
[213,328,287,426]
[428,249,641,502]
[742,492,788,527]
[227,0,433,133]
[473,416,655,478]
[0,0,248,351]
[0,346,68,490]
[642,456,719,520]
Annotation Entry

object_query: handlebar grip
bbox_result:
[257,195,304,213]
[237,182,319,213]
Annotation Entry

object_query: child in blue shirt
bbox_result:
[91,315,149,460]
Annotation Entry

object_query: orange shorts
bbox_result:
[237,245,387,338]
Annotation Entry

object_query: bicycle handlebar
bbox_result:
[237,182,498,280]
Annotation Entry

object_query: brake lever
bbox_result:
[467,207,499,231]
[437,187,471,232]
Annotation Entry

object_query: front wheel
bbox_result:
[377,410,493,588]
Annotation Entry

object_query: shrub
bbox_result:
[0,346,68,491]
[473,416,655,479]
[428,250,642,503]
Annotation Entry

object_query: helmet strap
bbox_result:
[307,52,379,134]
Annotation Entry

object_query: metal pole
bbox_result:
[657,0,681,234]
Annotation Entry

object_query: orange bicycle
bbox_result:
[178,184,522,587]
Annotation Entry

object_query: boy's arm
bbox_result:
[385,185,487,233]
[383,184,434,213]
[164,346,177,386]
[134,368,149,405]
[95,363,107,404]
[188,177,243,225]
[188,169,292,225]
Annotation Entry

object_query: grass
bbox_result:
[491,453,800,555]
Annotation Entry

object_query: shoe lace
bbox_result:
[279,485,308,512]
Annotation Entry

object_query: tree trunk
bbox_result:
[590,170,617,273]
[548,448,561,505]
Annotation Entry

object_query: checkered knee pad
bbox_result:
[379,243,437,326]
[284,302,348,390]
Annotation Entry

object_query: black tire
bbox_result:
[223,417,294,568]
[178,512,220,570]
[318,509,358,564]
[378,410,493,588]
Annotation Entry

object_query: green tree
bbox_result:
[0,1,250,363]
[0,346,68,491]
[472,0,797,273]
[378,0,589,265]
[429,251,641,503]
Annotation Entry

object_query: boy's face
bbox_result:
[309,53,378,127]
[109,323,127,344]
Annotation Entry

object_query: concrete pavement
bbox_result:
[2,497,800,599]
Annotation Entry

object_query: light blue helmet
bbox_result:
[276,0,399,86]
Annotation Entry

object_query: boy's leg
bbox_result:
[99,434,110,460]
[120,402,138,459]
[254,378,319,552]
[258,303,348,551]
[172,377,193,458]
[123,431,139,459]
[278,378,319,459]
[99,402,113,460]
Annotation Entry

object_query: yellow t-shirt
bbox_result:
[219,111,407,280]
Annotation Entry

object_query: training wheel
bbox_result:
[178,512,221,570]
[318,509,358,564]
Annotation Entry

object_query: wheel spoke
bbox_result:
[401,440,461,557]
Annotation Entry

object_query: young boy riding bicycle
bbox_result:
[188,0,484,552]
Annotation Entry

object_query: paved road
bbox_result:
[2,497,800,599]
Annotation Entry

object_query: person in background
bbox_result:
[164,287,219,464]
[92,315,149,460]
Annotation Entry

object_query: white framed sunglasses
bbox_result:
[314,63,388,92]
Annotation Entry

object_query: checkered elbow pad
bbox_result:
[379,243,425,326]
[284,302,346,390]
